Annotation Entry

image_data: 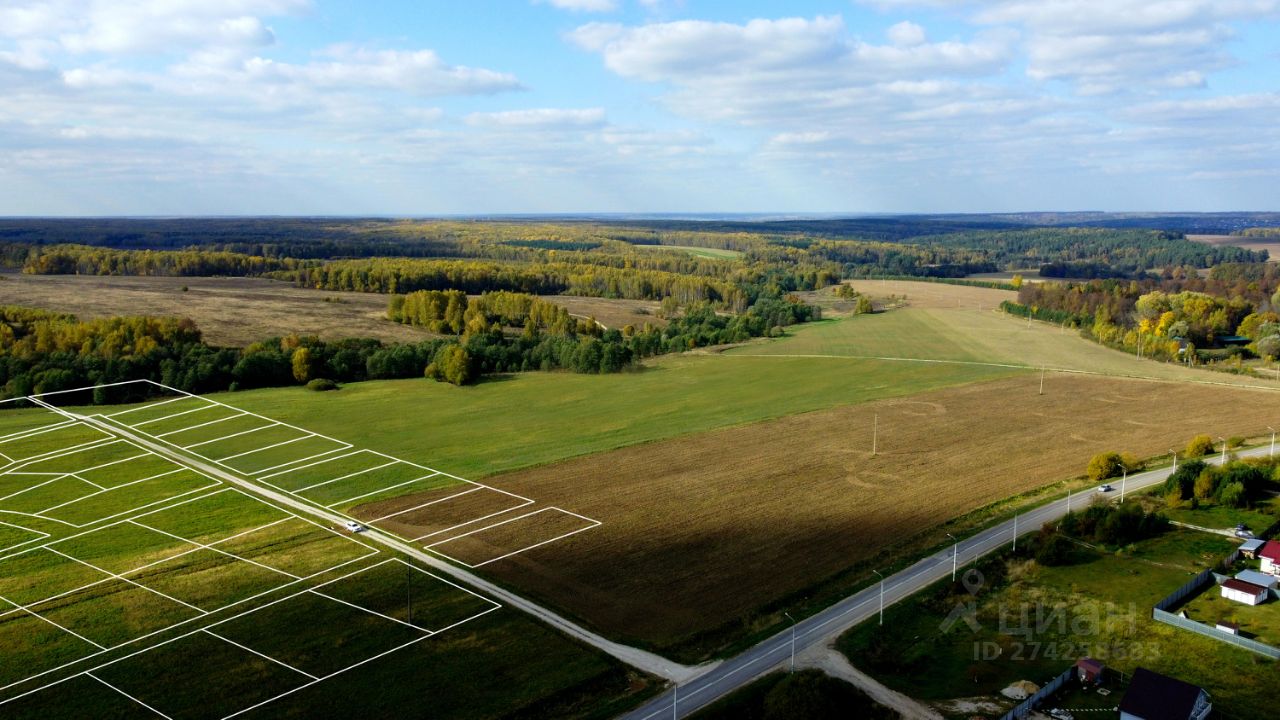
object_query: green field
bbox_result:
[210,351,1018,480]
[0,405,657,719]
[631,244,743,259]
[836,530,1275,717]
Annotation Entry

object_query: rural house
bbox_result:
[1235,569,1278,591]
[1260,540,1280,575]
[1239,538,1265,559]
[1221,578,1269,606]
[1119,668,1212,720]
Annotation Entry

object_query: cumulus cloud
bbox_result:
[861,0,1280,94]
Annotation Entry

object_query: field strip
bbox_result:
[0,593,106,650]
[183,423,277,450]
[36,467,184,513]
[306,589,434,633]
[375,485,482,523]
[46,547,209,615]
[5,438,125,474]
[727,352,1280,393]
[0,519,48,553]
[0,420,75,444]
[86,673,175,720]
[215,435,313,462]
[132,520,303,580]
[426,507,603,569]
[70,474,107,491]
[248,447,352,478]
[130,404,215,428]
[202,629,320,681]
[105,396,186,418]
[324,473,441,508]
[254,449,368,482]
[294,460,401,493]
[154,413,245,438]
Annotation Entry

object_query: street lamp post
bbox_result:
[784,612,796,672]
[1219,436,1227,465]
[1269,427,1275,458]
[872,413,878,456]
[946,533,957,582]
[1121,467,1127,503]
[872,570,884,626]
[1171,449,1177,472]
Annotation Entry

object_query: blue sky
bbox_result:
[1,0,1278,215]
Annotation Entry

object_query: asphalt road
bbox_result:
[619,444,1272,719]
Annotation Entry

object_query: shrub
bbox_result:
[1185,434,1215,458]
[306,378,337,391]
[1228,436,1246,449]
[1035,534,1073,566]
[1087,452,1124,482]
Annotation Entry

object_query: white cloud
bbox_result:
[466,107,607,129]
[886,21,927,47]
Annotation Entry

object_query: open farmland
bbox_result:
[433,372,1280,657]
[1189,234,1279,262]
[0,392,654,719]
[743,279,1280,389]
[0,273,662,345]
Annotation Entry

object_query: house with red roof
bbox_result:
[1261,540,1280,576]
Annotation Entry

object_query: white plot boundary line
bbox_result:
[245,446,352,479]
[0,419,75,444]
[87,672,174,719]
[0,593,106,650]
[293,459,401,494]
[129,403,216,429]
[0,485,380,696]
[0,555,500,719]
[203,628,320,680]
[105,395,188,418]
[45,547,209,616]
[79,382,576,557]
[154,412,246,439]
[215,434,315,463]
[370,486,536,543]
[0,519,49,555]
[426,507,603,569]
[322,472,441,509]
[182,422,279,450]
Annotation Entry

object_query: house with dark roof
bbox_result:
[1119,667,1211,720]
[1221,578,1268,606]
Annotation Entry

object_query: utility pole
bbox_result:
[1171,449,1177,472]
[1039,366,1046,395]
[1067,488,1072,514]
[784,612,796,672]
[1269,427,1275,458]
[946,533,957,582]
[872,413,878,456]
[1121,467,1127,503]
[1219,436,1227,465]
[872,570,884,626]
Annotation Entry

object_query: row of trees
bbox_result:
[284,258,752,310]
[9,243,303,277]
[0,291,820,399]
[387,290,590,338]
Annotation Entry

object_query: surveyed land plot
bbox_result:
[81,560,499,719]
[358,484,534,541]
[428,508,602,568]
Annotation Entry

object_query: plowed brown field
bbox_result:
[372,373,1278,654]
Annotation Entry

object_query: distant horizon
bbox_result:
[2,210,1280,221]
[2,1,1278,215]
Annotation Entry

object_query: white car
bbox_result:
[343,521,365,533]
[1097,484,1114,493]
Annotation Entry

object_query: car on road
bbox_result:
[1097,484,1114,493]
[1235,524,1254,538]
[343,520,365,533]
[1047,709,1075,720]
